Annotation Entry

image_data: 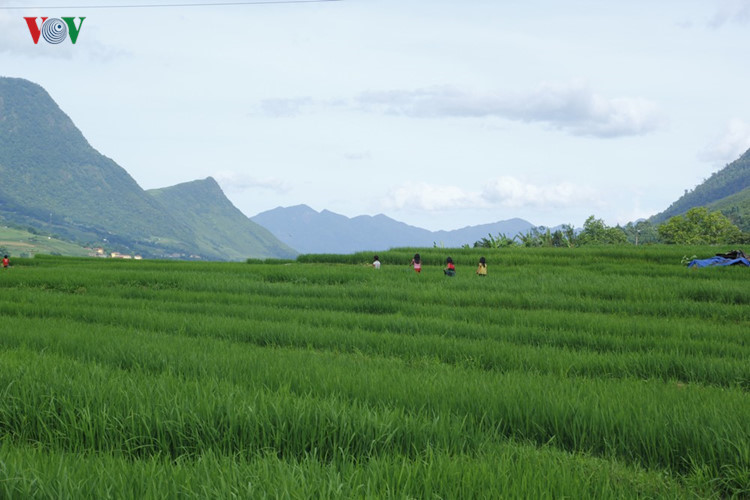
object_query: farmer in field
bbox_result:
[443,257,456,277]
[476,256,487,276]
[410,253,421,273]
[2,255,9,269]
[372,255,381,269]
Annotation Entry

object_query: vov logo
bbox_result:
[24,17,86,45]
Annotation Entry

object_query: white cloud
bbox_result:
[255,82,662,139]
[357,82,663,138]
[709,0,750,27]
[256,97,348,118]
[384,177,600,212]
[343,151,372,161]
[482,176,600,208]
[384,183,482,211]
[257,97,315,117]
[214,171,290,194]
[699,118,750,164]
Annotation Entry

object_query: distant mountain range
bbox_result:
[253,147,750,253]
[2,76,747,259]
[0,77,296,260]
[0,76,534,258]
[251,204,534,254]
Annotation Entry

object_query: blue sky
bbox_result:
[2,0,750,230]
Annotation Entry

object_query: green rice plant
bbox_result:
[0,440,711,499]
[0,248,747,497]
[0,334,747,491]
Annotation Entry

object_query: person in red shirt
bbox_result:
[2,255,9,268]
[444,256,455,277]
[410,253,421,273]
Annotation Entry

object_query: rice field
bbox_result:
[0,246,747,498]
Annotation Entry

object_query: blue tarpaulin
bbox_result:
[687,256,750,268]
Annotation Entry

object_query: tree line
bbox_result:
[473,207,748,248]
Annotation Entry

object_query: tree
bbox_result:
[561,224,577,247]
[473,233,516,248]
[550,230,567,247]
[517,227,550,247]
[506,225,577,248]
[577,216,627,245]
[658,207,743,244]
[622,220,659,245]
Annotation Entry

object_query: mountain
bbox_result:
[251,204,534,254]
[0,76,292,260]
[431,219,538,248]
[651,148,750,228]
[251,205,433,254]
[706,186,750,232]
[0,77,190,251]
[148,178,296,260]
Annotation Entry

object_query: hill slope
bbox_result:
[651,148,750,225]
[0,77,193,253]
[0,226,91,257]
[706,185,750,231]
[0,76,293,260]
[148,178,297,260]
[252,205,534,254]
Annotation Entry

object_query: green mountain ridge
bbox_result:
[148,178,296,260]
[650,148,750,229]
[0,77,191,246]
[705,186,750,232]
[0,76,294,260]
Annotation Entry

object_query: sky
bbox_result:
[2,0,750,231]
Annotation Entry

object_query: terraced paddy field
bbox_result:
[0,246,747,498]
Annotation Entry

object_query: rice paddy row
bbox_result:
[0,247,747,498]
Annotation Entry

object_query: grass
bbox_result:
[0,226,91,258]
[0,246,747,498]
